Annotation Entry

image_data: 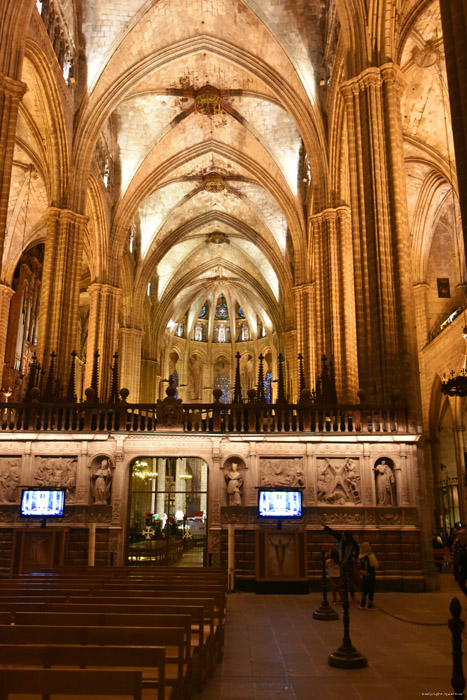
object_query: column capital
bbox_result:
[413,281,430,291]
[43,207,89,227]
[293,282,315,295]
[118,326,144,338]
[0,73,27,100]
[308,205,351,222]
[88,282,122,299]
[340,63,404,98]
[0,282,15,300]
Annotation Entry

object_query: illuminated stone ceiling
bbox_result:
[4,1,457,349]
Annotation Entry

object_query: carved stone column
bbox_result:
[140,358,158,403]
[156,459,166,517]
[0,283,14,385]
[0,74,27,276]
[413,282,430,352]
[118,327,143,402]
[175,458,187,515]
[84,283,121,399]
[282,329,297,401]
[293,283,316,395]
[309,206,359,402]
[341,64,419,408]
[37,208,89,384]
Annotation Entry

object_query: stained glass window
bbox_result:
[215,375,230,403]
[238,306,245,318]
[264,371,273,404]
[215,296,229,320]
[198,304,206,319]
[173,371,179,400]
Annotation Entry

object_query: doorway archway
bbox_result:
[128,456,208,567]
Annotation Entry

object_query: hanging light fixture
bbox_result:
[442,326,467,396]
[179,473,193,480]
[133,460,158,480]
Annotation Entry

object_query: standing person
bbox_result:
[359,541,379,609]
[326,548,342,603]
[453,529,467,596]
[321,522,360,602]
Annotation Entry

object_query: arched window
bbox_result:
[173,371,179,400]
[215,375,230,404]
[215,297,229,320]
[264,371,273,404]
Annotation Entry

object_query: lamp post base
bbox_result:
[313,601,339,620]
[328,643,368,668]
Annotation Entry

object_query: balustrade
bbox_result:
[0,399,410,435]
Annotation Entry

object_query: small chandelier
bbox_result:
[133,460,158,480]
[441,326,467,397]
[179,473,193,480]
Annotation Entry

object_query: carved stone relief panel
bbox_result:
[33,456,77,502]
[316,458,361,505]
[0,457,21,503]
[320,511,363,525]
[259,458,304,488]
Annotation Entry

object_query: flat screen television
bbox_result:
[20,489,66,517]
[258,489,302,518]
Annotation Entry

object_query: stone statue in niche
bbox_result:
[260,458,304,488]
[225,462,243,506]
[373,458,396,506]
[0,459,21,503]
[317,458,361,505]
[90,457,113,505]
[34,457,77,502]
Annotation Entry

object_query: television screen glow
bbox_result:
[20,489,65,517]
[258,490,302,518]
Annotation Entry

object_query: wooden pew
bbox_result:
[0,668,143,700]
[10,610,201,690]
[0,644,169,700]
[0,600,214,685]
[0,626,188,700]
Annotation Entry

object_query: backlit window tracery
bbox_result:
[215,375,230,404]
[215,297,229,320]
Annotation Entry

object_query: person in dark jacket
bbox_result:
[321,522,360,602]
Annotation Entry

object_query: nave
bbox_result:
[200,577,457,699]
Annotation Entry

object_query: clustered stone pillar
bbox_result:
[282,329,297,400]
[0,284,14,386]
[84,283,121,399]
[36,208,89,385]
[309,206,359,402]
[341,64,418,408]
[118,326,144,402]
[294,282,316,396]
[0,74,27,383]
[140,358,158,403]
[156,458,166,518]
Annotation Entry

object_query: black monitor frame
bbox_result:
[20,488,66,522]
[257,488,304,519]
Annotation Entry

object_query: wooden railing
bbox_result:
[0,400,412,434]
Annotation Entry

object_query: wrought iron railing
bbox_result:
[0,400,411,434]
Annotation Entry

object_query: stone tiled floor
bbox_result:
[196,574,462,700]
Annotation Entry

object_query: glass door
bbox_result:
[128,457,208,567]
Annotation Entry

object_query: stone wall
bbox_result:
[0,431,435,588]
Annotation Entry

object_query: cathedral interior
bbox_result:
[0,0,466,598]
